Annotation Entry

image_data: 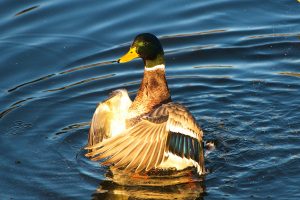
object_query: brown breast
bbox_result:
[127,68,171,125]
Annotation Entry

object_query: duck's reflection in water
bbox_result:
[92,167,206,200]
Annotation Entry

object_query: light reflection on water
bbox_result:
[92,168,205,199]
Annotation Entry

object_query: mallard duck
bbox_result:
[85,33,205,175]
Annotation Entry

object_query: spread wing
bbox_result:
[88,102,111,147]
[88,89,132,147]
[86,119,168,173]
[153,103,205,174]
[86,102,205,174]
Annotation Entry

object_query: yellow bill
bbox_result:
[118,47,139,63]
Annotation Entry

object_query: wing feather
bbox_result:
[100,137,136,164]
[88,103,110,146]
[112,125,154,168]
[86,102,205,174]
[87,89,132,147]
[154,124,167,168]
[87,119,168,173]
[125,124,159,171]
[163,103,205,174]
[86,133,129,157]
[145,126,161,171]
[123,141,148,170]
[135,124,163,172]
[91,136,133,161]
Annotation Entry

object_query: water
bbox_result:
[1,0,300,199]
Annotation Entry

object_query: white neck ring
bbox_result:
[145,64,165,71]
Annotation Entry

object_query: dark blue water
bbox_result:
[1,0,300,199]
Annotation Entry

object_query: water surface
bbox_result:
[1,0,300,199]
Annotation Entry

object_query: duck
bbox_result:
[85,33,205,175]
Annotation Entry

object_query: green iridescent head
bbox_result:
[118,33,165,68]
